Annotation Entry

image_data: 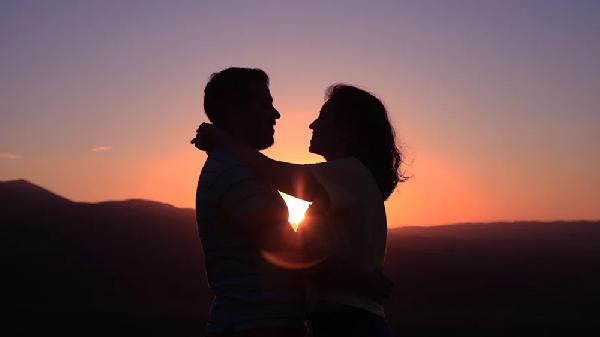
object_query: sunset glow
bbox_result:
[1,1,599,227]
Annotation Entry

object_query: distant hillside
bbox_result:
[0,179,71,206]
[1,180,599,336]
[1,180,209,336]
[385,221,600,336]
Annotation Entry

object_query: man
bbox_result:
[194,68,306,336]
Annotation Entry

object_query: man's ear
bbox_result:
[219,102,237,129]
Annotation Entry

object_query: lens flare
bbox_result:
[260,250,328,269]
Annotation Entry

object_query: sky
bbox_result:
[1,0,599,227]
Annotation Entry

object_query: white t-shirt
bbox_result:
[306,157,388,316]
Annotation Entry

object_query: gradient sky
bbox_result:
[2,0,599,226]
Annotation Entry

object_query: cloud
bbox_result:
[0,152,23,159]
[91,146,112,152]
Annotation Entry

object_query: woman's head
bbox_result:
[309,84,407,199]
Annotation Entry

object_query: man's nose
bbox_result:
[273,107,281,120]
[309,120,316,129]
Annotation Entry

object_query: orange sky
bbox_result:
[1,1,599,227]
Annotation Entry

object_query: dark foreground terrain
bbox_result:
[2,180,599,336]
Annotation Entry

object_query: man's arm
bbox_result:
[193,123,328,202]
[298,206,393,303]
[306,257,394,304]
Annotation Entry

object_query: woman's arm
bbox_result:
[192,123,328,202]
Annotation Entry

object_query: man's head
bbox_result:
[203,67,280,150]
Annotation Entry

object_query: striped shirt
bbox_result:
[196,149,305,332]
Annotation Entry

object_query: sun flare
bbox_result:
[279,192,311,231]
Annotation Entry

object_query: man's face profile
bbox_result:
[239,82,280,150]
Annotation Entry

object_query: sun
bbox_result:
[279,192,311,231]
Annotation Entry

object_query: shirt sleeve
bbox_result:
[307,157,365,211]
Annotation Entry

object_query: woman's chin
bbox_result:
[309,141,326,157]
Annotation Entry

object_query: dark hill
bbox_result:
[385,221,600,336]
[1,180,209,336]
[0,179,71,206]
[1,180,599,336]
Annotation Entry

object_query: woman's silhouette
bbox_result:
[194,84,407,337]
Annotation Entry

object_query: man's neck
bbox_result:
[223,126,260,150]
[227,130,249,146]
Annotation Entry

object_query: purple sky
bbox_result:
[1,0,599,226]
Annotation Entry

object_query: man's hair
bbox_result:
[203,67,269,126]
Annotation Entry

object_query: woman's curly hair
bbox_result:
[327,84,408,199]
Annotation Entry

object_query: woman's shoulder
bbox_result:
[315,157,374,185]
[310,156,367,177]
[308,157,381,204]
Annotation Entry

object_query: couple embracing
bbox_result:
[192,67,406,337]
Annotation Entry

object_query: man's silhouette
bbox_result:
[195,68,305,336]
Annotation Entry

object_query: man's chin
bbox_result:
[308,145,325,158]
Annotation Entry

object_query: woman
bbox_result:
[193,84,407,337]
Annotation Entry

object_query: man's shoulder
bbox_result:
[200,150,248,179]
[204,149,242,169]
[199,149,275,196]
[196,150,286,226]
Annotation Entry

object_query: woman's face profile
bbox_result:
[309,100,348,159]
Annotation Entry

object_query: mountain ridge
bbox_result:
[4,179,596,228]
[0,179,72,205]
